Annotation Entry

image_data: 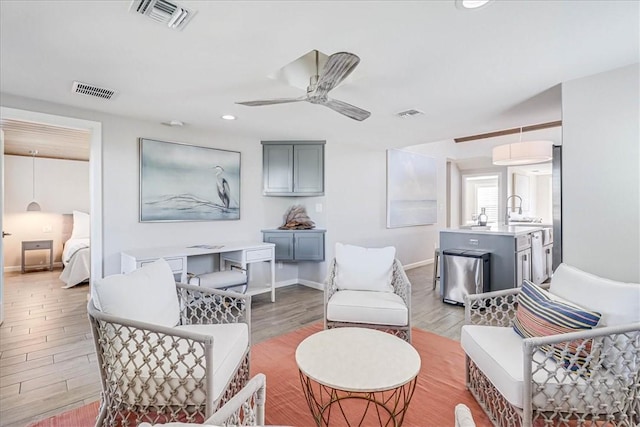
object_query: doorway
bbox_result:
[0,107,102,322]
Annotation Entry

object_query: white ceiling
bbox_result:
[1,1,638,151]
[1,119,90,160]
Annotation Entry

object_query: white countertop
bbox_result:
[442,225,544,236]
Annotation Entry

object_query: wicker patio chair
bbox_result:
[138,373,267,427]
[461,264,640,427]
[324,243,412,342]
[206,373,266,426]
[88,258,251,426]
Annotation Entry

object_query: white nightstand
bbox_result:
[21,240,54,273]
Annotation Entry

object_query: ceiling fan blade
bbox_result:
[322,98,371,121]
[236,96,306,106]
[314,52,360,98]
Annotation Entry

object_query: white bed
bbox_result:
[59,210,91,288]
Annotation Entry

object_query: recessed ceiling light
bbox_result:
[456,0,492,10]
[221,115,236,121]
[162,120,184,127]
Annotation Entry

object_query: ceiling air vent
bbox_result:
[395,109,425,118]
[72,81,117,100]
[130,0,196,31]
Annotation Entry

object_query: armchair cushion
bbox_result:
[93,258,180,327]
[335,243,395,292]
[549,263,640,326]
[327,290,408,326]
[175,323,250,402]
[513,280,601,371]
[462,326,525,407]
[461,325,624,411]
[116,323,249,405]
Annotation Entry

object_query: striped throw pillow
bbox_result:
[513,280,602,372]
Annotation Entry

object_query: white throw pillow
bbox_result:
[70,210,90,239]
[549,263,640,326]
[93,258,180,327]
[335,243,396,292]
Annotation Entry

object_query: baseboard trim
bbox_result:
[403,259,433,270]
[298,279,323,291]
[274,279,298,288]
[3,262,63,273]
[271,262,432,291]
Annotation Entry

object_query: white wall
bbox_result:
[561,63,639,282]
[4,155,89,213]
[448,161,461,229]
[1,94,441,288]
[5,63,633,286]
[3,155,89,268]
[536,175,552,224]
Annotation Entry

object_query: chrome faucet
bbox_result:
[505,195,523,225]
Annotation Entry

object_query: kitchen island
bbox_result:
[440,225,545,293]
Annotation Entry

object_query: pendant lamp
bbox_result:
[492,128,553,166]
[26,150,41,212]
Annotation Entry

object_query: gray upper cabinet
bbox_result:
[262,141,325,196]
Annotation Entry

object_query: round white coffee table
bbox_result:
[295,327,421,426]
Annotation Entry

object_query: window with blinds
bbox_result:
[462,174,500,224]
[476,184,499,223]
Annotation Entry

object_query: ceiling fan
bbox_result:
[236,51,371,121]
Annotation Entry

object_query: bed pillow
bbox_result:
[335,243,396,292]
[92,258,180,327]
[70,210,90,239]
[513,280,602,372]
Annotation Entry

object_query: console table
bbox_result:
[120,241,276,302]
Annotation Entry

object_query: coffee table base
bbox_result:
[299,371,417,427]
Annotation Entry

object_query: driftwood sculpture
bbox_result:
[279,205,315,230]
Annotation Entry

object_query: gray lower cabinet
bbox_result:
[262,229,326,262]
[439,231,532,292]
[262,141,324,196]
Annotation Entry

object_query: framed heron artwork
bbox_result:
[139,138,241,222]
[386,149,437,228]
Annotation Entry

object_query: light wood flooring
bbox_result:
[0,263,463,426]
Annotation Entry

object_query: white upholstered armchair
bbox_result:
[139,373,267,427]
[88,258,251,426]
[461,263,640,427]
[324,243,412,342]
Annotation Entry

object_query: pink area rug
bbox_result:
[28,323,491,426]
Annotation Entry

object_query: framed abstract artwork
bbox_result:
[139,138,240,222]
[387,149,437,228]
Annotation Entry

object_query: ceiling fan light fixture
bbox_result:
[236,51,370,121]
